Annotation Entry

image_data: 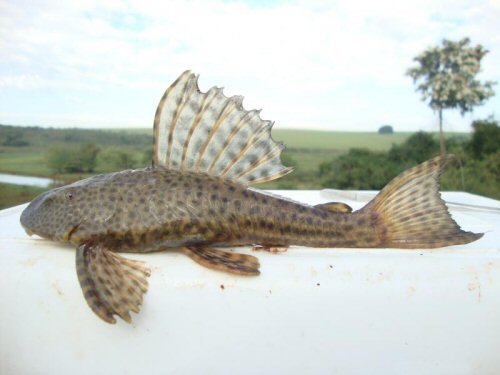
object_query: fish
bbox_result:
[20,70,483,324]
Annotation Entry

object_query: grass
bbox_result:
[0,148,52,176]
[273,130,412,151]
[0,129,420,179]
[0,126,473,209]
[113,128,415,150]
[0,183,47,210]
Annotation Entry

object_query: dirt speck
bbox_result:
[468,275,481,302]
[220,284,225,290]
[52,281,64,296]
[20,255,42,266]
[316,282,320,286]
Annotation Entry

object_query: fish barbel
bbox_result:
[20,71,483,324]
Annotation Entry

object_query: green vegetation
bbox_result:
[273,129,410,151]
[316,120,500,199]
[319,148,398,190]
[259,130,473,191]
[0,121,497,210]
[47,143,100,173]
[0,148,53,176]
[407,38,496,154]
[0,183,46,210]
[469,118,500,159]
[378,125,394,134]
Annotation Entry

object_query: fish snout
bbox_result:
[20,191,48,230]
[20,190,60,240]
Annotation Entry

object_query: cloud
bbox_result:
[0,0,498,131]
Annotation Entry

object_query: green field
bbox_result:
[0,125,475,208]
[0,126,470,179]
[0,183,46,210]
[273,130,412,151]
[0,148,52,176]
[0,127,424,178]
[114,128,415,150]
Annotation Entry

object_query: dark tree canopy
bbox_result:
[378,125,394,134]
[388,131,439,164]
[47,143,100,173]
[469,118,500,159]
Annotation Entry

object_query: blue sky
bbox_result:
[0,0,498,132]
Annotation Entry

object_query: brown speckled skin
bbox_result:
[20,167,381,251]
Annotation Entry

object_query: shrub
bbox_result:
[469,118,500,159]
[100,149,138,170]
[388,131,439,164]
[319,148,399,190]
[47,143,100,173]
[378,125,394,134]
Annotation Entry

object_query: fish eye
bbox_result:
[66,191,75,201]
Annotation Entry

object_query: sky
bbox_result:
[0,0,499,132]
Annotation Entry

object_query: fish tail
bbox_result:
[361,155,483,248]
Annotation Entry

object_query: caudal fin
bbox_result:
[363,155,483,248]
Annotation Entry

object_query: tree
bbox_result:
[47,147,73,173]
[142,147,153,165]
[46,143,100,173]
[407,38,496,155]
[378,125,394,134]
[319,149,399,190]
[77,143,100,172]
[101,149,138,170]
[468,117,500,159]
[0,126,29,147]
[388,131,439,164]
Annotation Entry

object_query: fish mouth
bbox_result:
[64,224,80,242]
[22,225,34,237]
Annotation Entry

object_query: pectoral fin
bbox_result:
[76,243,151,324]
[182,246,260,276]
[315,202,353,213]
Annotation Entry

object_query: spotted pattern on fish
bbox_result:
[76,242,150,323]
[20,71,483,324]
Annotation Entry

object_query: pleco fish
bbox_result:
[20,71,483,324]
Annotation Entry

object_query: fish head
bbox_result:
[20,185,85,242]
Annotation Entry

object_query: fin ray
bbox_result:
[153,71,291,184]
[315,202,353,213]
[76,243,151,324]
[182,246,260,276]
[362,155,483,248]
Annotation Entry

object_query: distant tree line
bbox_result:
[47,143,101,173]
[46,143,153,174]
[1,128,30,146]
[318,117,500,199]
[0,125,152,148]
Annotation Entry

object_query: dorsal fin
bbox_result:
[152,70,292,185]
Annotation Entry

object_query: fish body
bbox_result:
[21,168,380,251]
[20,71,483,324]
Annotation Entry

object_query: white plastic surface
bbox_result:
[1,190,499,375]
